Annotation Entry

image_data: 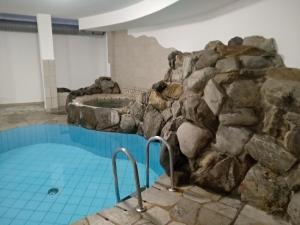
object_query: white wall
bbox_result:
[0,31,43,104]
[0,31,108,104]
[129,0,300,68]
[54,34,108,90]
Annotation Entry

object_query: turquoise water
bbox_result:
[0,124,163,225]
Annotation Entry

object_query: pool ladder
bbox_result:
[112,136,176,213]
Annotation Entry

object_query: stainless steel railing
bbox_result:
[145,136,176,192]
[112,147,146,212]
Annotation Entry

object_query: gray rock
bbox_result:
[240,56,271,69]
[286,163,300,191]
[284,127,300,158]
[182,56,193,78]
[214,126,252,156]
[243,35,277,53]
[177,122,212,158]
[170,198,201,225]
[148,91,167,111]
[287,192,300,225]
[170,67,184,82]
[171,101,182,117]
[245,135,297,174]
[194,50,220,70]
[160,131,188,179]
[205,40,224,51]
[152,80,167,92]
[219,108,258,126]
[262,105,284,137]
[227,80,260,108]
[161,83,183,100]
[239,164,290,214]
[262,78,300,113]
[184,67,216,92]
[120,114,136,133]
[129,102,145,121]
[284,112,300,127]
[182,94,217,132]
[161,108,172,122]
[143,106,164,139]
[228,36,243,46]
[263,68,300,112]
[193,155,247,193]
[215,57,240,73]
[95,107,120,130]
[203,79,225,116]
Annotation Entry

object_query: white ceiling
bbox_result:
[81,0,256,31]
[0,0,142,19]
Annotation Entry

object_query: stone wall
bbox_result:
[124,36,300,224]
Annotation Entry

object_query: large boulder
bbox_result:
[239,164,290,214]
[192,154,248,193]
[161,83,183,100]
[182,56,193,78]
[182,94,218,132]
[243,35,277,53]
[287,192,300,225]
[171,101,182,118]
[129,102,145,121]
[152,80,168,92]
[148,91,167,111]
[245,135,297,174]
[95,108,120,130]
[215,57,240,73]
[261,68,300,113]
[240,55,271,69]
[160,131,189,178]
[214,126,252,156]
[143,106,164,139]
[177,122,212,158]
[120,114,136,133]
[284,126,300,158]
[183,67,216,92]
[194,50,220,70]
[286,163,300,191]
[228,36,243,47]
[226,80,260,108]
[219,108,258,126]
[203,79,225,116]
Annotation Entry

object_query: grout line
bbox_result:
[230,202,246,225]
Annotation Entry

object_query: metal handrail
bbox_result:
[112,147,146,213]
[145,136,176,192]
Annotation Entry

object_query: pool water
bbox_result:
[0,125,163,225]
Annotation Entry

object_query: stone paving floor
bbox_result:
[0,103,67,131]
[0,104,292,225]
[72,175,291,225]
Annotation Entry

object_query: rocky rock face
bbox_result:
[66,77,120,105]
[67,35,300,222]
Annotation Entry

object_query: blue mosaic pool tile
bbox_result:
[0,124,163,225]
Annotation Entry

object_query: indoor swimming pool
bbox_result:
[0,124,163,225]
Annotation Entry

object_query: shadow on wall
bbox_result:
[108,31,175,90]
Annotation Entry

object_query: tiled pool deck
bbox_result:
[0,104,292,225]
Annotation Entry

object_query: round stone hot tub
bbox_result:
[67,94,136,132]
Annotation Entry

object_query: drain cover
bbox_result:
[48,187,59,195]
